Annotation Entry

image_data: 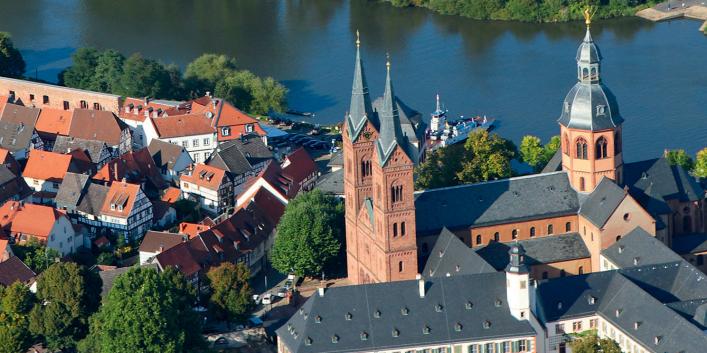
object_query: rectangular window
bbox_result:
[555,323,565,334]
[222,127,230,136]
[43,95,49,104]
[181,141,188,148]
[245,123,254,133]
[203,138,210,146]
[93,102,101,110]
[518,340,527,352]
[9,90,15,96]
[29,94,35,101]
[194,154,200,163]
[192,139,199,147]
[590,319,598,329]
[573,321,582,331]
[204,152,210,161]
[63,101,70,110]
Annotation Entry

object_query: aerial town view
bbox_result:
[0,0,705,353]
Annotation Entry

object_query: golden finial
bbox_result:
[583,6,596,27]
[356,30,360,48]
[386,53,391,71]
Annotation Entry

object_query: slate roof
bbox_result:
[475,233,590,271]
[277,273,535,353]
[0,164,32,203]
[53,136,109,165]
[624,158,704,214]
[0,256,36,286]
[671,233,707,255]
[602,227,682,268]
[55,172,90,209]
[414,172,579,235]
[327,151,343,170]
[207,134,272,175]
[0,120,35,152]
[147,139,189,171]
[76,182,110,215]
[314,169,344,196]
[422,227,495,278]
[578,177,626,227]
[540,150,562,174]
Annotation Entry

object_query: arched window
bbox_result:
[401,222,406,236]
[616,235,622,242]
[530,227,536,237]
[579,177,586,192]
[393,223,398,237]
[595,137,608,159]
[565,222,572,232]
[391,184,403,204]
[575,137,588,159]
[590,67,597,80]
[563,134,570,155]
[493,232,499,242]
[476,234,482,245]
[360,159,372,178]
[398,261,404,273]
[582,68,589,80]
[578,266,584,275]
[547,224,554,235]
[512,229,518,240]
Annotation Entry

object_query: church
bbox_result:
[277,14,707,353]
[342,20,706,285]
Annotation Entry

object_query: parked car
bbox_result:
[275,287,288,298]
[261,293,273,305]
[252,294,262,305]
[283,279,293,290]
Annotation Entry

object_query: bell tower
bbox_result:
[368,56,418,283]
[558,9,624,193]
[343,32,378,284]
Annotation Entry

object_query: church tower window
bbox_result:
[391,184,403,204]
[563,134,570,155]
[401,222,406,236]
[548,224,554,235]
[575,138,588,159]
[595,137,608,159]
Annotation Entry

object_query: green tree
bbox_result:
[415,143,466,189]
[543,135,561,161]
[206,263,253,324]
[569,332,621,353]
[215,70,258,111]
[96,252,116,266]
[457,130,516,183]
[12,239,61,273]
[694,148,707,178]
[665,149,694,171]
[270,190,344,277]
[61,47,100,89]
[519,135,544,170]
[89,49,125,93]
[0,32,25,78]
[29,262,101,351]
[184,53,239,94]
[117,53,175,99]
[249,76,288,114]
[0,282,34,353]
[79,267,204,353]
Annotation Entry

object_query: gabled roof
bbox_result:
[181,164,228,190]
[578,177,626,228]
[22,149,73,182]
[161,187,181,204]
[0,103,40,126]
[147,139,190,171]
[277,272,535,353]
[99,182,142,219]
[0,256,35,286]
[0,201,66,239]
[76,183,110,215]
[414,172,579,235]
[207,134,272,175]
[93,148,167,189]
[0,147,20,175]
[476,233,590,270]
[213,101,266,139]
[422,227,495,278]
[155,240,204,277]
[55,172,90,209]
[0,120,36,153]
[68,109,127,146]
[0,164,31,204]
[36,107,72,135]
[139,231,185,253]
[281,148,318,186]
[52,136,109,165]
[602,227,682,268]
[149,113,215,138]
[178,222,212,239]
[624,157,704,210]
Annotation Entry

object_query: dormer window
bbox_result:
[596,104,606,116]
[222,127,231,136]
[245,124,254,133]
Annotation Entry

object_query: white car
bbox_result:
[252,294,261,305]
[261,293,273,305]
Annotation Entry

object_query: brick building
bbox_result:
[0,76,121,112]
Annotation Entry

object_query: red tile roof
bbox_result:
[120,98,187,122]
[281,147,318,188]
[93,148,167,189]
[181,164,227,190]
[149,113,215,138]
[22,149,73,182]
[100,182,141,219]
[0,201,67,240]
[178,222,212,239]
[68,109,127,146]
[215,101,266,140]
[36,107,72,135]
[155,240,203,277]
[161,187,181,203]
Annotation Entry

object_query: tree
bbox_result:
[184,53,239,95]
[79,267,204,353]
[543,135,561,162]
[215,70,258,112]
[89,49,125,93]
[415,143,466,189]
[117,53,175,99]
[29,262,101,351]
[61,47,100,89]
[569,332,621,353]
[457,130,516,183]
[206,263,253,324]
[0,32,25,78]
[665,149,694,171]
[96,252,116,266]
[249,76,288,114]
[270,190,344,277]
[519,135,544,170]
[0,282,34,353]
[11,239,61,273]
[694,148,707,178]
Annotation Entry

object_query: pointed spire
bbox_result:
[435,94,441,112]
[376,54,409,166]
[347,30,373,141]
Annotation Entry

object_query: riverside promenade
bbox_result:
[637,0,707,31]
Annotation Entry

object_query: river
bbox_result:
[2,0,706,160]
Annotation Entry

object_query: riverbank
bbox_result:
[636,2,707,32]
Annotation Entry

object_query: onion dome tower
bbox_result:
[558,8,624,193]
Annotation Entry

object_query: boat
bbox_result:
[425,94,496,151]
[286,109,315,117]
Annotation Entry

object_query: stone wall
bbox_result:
[0,77,121,113]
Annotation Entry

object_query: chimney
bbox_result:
[158,245,164,253]
[113,162,119,181]
[417,274,425,298]
[318,287,325,297]
[144,96,150,106]
[205,91,211,98]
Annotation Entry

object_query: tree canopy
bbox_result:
[414,143,466,189]
[79,267,204,353]
[665,149,694,171]
[0,32,25,78]
[206,262,253,323]
[694,148,707,179]
[569,332,621,353]
[0,282,34,353]
[270,190,344,277]
[29,262,101,351]
[11,239,61,273]
[519,135,561,172]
